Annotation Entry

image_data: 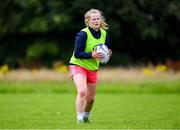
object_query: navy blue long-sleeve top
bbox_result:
[73,27,110,59]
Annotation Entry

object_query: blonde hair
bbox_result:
[84,9,109,30]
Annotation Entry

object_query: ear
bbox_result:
[87,18,90,23]
[85,18,90,26]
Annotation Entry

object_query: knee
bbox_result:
[78,90,86,98]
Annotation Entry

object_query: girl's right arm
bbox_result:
[73,32,92,59]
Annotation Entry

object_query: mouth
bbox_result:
[95,23,99,27]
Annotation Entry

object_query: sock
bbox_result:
[84,112,91,118]
[77,112,84,121]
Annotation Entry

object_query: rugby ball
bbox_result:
[94,44,110,64]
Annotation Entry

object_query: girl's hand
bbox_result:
[92,51,103,59]
[109,49,112,56]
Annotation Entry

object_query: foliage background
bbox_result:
[0,0,179,68]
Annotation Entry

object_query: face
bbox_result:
[88,12,101,31]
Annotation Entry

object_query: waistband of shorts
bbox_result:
[69,63,98,71]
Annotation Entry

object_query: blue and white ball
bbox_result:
[95,44,110,64]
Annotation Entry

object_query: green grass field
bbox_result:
[0,80,179,129]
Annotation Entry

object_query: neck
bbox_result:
[89,26,99,32]
[94,28,98,31]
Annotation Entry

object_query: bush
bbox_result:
[26,40,59,67]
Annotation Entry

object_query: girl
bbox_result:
[69,8,112,123]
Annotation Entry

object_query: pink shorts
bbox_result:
[69,65,97,84]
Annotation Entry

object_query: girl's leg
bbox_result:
[73,74,87,121]
[84,83,96,121]
[85,83,96,112]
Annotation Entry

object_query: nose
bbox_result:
[95,19,100,23]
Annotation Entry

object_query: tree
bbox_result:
[0,0,179,67]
